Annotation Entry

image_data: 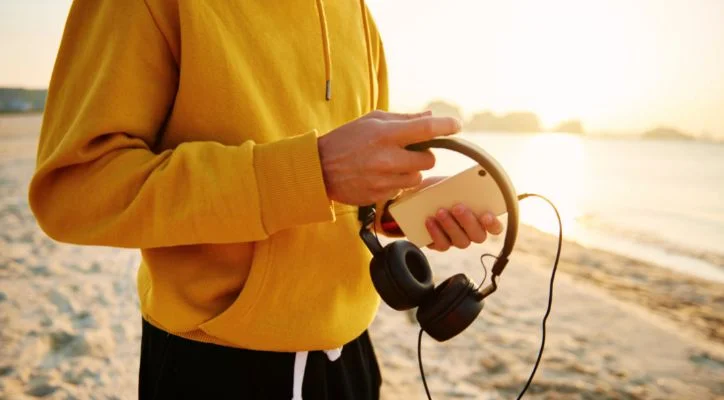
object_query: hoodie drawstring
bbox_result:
[315,0,332,101]
[315,0,375,108]
[292,348,343,400]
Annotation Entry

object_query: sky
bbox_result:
[1,0,723,136]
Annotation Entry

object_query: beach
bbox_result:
[1,114,723,399]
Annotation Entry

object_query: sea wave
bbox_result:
[570,212,724,283]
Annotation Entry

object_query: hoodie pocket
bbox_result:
[197,237,274,343]
[198,211,378,351]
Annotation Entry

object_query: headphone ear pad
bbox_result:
[370,241,434,311]
[416,274,483,342]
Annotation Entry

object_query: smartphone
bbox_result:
[388,165,507,247]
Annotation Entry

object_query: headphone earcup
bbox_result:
[370,241,434,311]
[416,274,484,342]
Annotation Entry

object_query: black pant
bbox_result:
[139,319,382,399]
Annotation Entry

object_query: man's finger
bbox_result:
[371,110,433,121]
[387,116,461,145]
[481,213,504,235]
[435,208,471,249]
[452,204,488,243]
[377,149,435,173]
[426,217,451,251]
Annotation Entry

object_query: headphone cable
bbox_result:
[417,329,432,399]
[514,193,562,399]
[416,192,562,400]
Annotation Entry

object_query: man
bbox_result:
[30,1,502,398]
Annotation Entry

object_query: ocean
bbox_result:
[425,132,724,283]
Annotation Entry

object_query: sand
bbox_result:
[1,114,723,399]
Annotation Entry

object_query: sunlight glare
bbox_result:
[515,134,585,236]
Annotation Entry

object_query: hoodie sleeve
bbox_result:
[29,0,334,249]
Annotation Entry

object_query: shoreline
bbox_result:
[511,224,724,344]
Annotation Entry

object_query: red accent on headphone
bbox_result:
[381,220,401,233]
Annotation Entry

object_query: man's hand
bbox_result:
[317,110,461,206]
[426,205,503,251]
[404,176,504,251]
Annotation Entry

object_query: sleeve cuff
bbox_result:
[253,130,335,235]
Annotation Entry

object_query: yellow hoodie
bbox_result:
[30,0,388,351]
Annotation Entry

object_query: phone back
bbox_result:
[388,165,507,247]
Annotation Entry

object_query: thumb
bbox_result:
[403,176,446,196]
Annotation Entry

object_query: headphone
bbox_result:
[358,137,520,342]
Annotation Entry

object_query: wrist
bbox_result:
[317,135,336,202]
